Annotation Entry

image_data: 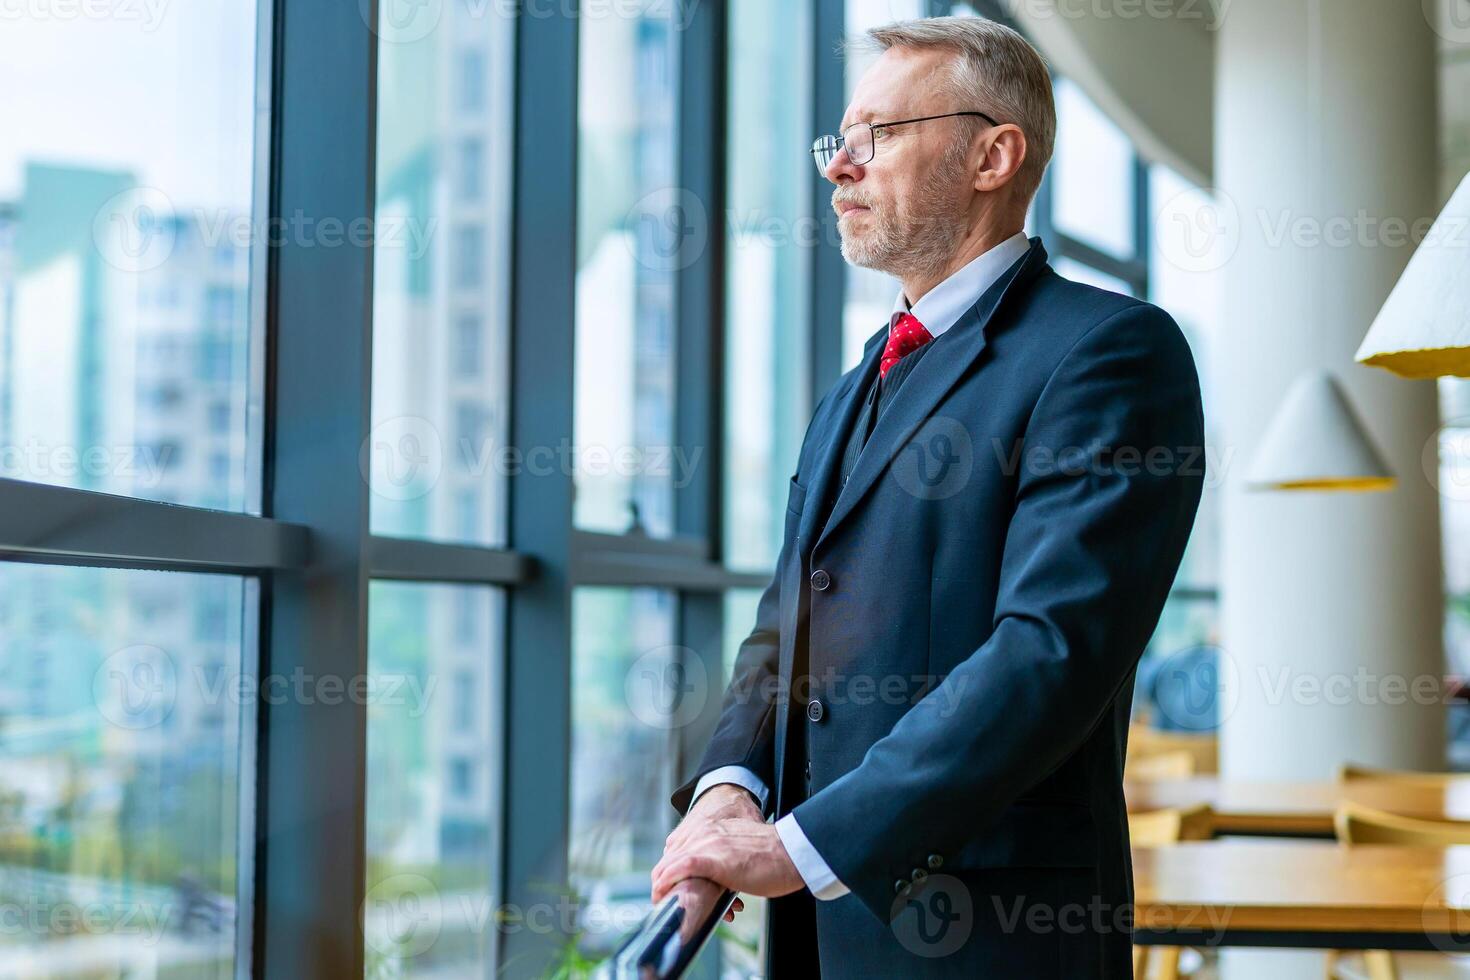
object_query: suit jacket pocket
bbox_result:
[949,799,1098,870]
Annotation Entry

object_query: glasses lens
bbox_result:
[811,134,838,173]
[844,123,874,166]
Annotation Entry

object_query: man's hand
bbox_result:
[652,788,804,910]
[656,785,765,921]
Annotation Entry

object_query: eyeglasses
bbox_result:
[810,111,1000,175]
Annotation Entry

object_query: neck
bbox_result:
[899,217,1024,308]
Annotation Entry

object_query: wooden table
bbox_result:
[1132,839,1470,951]
[1125,776,1470,837]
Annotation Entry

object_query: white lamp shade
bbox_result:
[1246,371,1395,492]
[1355,171,1470,378]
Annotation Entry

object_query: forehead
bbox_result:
[841,46,954,128]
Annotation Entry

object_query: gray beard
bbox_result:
[839,143,972,283]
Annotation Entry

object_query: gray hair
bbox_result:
[857,15,1056,207]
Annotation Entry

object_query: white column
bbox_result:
[1214,1,1445,975]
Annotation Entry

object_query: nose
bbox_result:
[824,145,862,185]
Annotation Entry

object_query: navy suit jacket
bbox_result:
[671,238,1205,976]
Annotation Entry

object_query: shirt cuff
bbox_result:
[689,766,769,814]
[775,812,850,900]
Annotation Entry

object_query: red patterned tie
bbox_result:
[880,312,934,378]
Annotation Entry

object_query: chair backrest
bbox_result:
[1126,748,1196,782]
[1334,801,1470,846]
[1129,804,1213,845]
[1129,723,1218,775]
[1339,762,1466,785]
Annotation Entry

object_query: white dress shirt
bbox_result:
[687,231,1032,901]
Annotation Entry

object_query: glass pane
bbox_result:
[1149,165,1221,594]
[575,2,679,537]
[570,587,679,962]
[714,589,766,972]
[0,3,266,512]
[1051,77,1136,260]
[724,0,812,571]
[365,581,503,978]
[0,563,256,976]
[368,3,514,547]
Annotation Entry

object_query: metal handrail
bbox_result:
[594,878,737,979]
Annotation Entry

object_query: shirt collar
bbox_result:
[888,232,1031,338]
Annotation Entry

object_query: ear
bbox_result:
[973,124,1028,195]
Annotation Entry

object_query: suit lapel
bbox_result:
[812,239,1049,553]
[796,326,887,552]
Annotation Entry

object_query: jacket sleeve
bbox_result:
[789,303,1207,922]
[669,387,836,817]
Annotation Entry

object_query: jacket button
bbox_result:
[806,698,825,723]
[926,853,943,870]
[893,879,909,895]
[810,569,831,591]
[911,868,928,882]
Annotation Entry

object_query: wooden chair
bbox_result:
[1129,722,1219,775]
[1328,803,1470,980]
[1340,763,1469,786]
[1126,749,1196,781]
[1130,804,1213,980]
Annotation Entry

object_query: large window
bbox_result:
[0,564,256,977]
[369,3,515,548]
[574,0,680,538]
[569,587,678,958]
[365,582,502,978]
[723,0,815,571]
[0,1,265,512]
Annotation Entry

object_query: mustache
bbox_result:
[832,189,878,212]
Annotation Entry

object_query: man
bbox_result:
[651,15,1204,977]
